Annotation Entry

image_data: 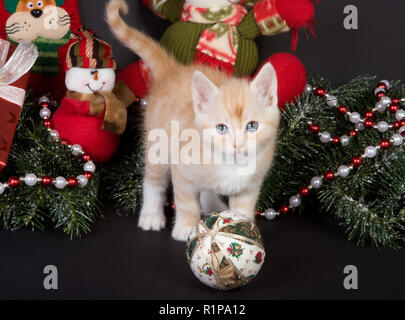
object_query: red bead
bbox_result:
[376,91,386,100]
[364,110,374,118]
[364,118,374,129]
[324,170,335,181]
[299,186,310,197]
[315,87,326,97]
[338,105,348,115]
[332,136,340,145]
[389,103,399,113]
[40,101,50,108]
[400,120,405,127]
[43,119,53,129]
[309,123,320,134]
[41,176,53,187]
[8,177,20,188]
[349,130,357,137]
[380,139,391,150]
[84,171,93,180]
[378,82,387,90]
[171,203,176,209]
[393,121,401,129]
[67,177,78,188]
[392,97,400,104]
[279,205,290,215]
[351,156,363,167]
[82,154,92,162]
[61,138,69,145]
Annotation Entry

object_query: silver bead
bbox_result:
[380,80,391,89]
[319,131,331,143]
[77,175,89,187]
[304,84,313,94]
[84,161,96,173]
[39,107,51,119]
[396,109,405,121]
[289,196,301,208]
[39,96,50,104]
[399,127,405,135]
[0,183,5,195]
[377,121,389,133]
[392,134,403,146]
[49,130,59,141]
[326,95,338,107]
[140,99,148,107]
[340,135,350,147]
[55,176,67,189]
[337,165,350,178]
[24,173,37,187]
[355,122,365,131]
[310,176,322,189]
[375,87,386,95]
[71,144,83,156]
[380,96,392,106]
[365,146,377,158]
[349,112,361,124]
[375,101,387,113]
[264,208,278,220]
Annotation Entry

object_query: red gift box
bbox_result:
[0,39,38,174]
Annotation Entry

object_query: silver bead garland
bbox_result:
[261,80,405,220]
[0,96,96,196]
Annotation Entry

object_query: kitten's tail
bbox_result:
[105,0,176,82]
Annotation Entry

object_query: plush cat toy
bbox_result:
[117,0,315,107]
[52,29,128,163]
[0,0,82,96]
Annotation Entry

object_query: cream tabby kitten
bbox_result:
[106,0,280,241]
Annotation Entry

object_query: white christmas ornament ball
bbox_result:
[186,211,265,291]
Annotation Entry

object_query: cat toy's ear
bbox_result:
[251,63,278,108]
[191,71,219,114]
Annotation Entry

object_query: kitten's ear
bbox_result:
[191,71,219,114]
[251,63,278,107]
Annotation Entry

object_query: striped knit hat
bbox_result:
[65,28,117,71]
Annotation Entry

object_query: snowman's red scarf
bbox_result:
[66,90,127,135]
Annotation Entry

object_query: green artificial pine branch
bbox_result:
[0,93,101,239]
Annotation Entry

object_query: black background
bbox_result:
[1,0,405,300]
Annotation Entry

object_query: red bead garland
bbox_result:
[42,176,53,187]
[389,103,399,113]
[315,87,326,97]
[351,156,363,167]
[0,96,96,196]
[376,91,386,100]
[299,186,310,197]
[84,171,93,180]
[364,118,374,129]
[279,205,290,215]
[338,105,348,115]
[380,139,391,150]
[324,171,335,181]
[68,177,79,188]
[309,123,320,134]
[8,177,20,188]
[263,80,405,221]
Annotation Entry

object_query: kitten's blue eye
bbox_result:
[216,124,228,135]
[247,121,259,132]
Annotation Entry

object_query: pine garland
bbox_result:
[0,93,101,239]
[2,75,405,248]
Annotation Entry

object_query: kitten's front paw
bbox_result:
[171,223,196,242]
[138,213,166,231]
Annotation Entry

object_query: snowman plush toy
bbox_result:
[52,29,127,163]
